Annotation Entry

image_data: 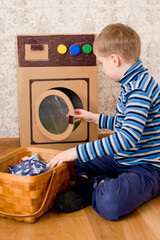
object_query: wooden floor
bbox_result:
[1,139,160,240]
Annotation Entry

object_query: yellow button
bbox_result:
[57,44,67,54]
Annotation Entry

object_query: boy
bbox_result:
[47,23,160,220]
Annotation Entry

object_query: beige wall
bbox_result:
[0,0,160,137]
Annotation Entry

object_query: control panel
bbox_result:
[17,34,96,67]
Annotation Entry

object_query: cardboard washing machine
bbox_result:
[17,34,98,150]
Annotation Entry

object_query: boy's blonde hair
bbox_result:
[93,23,141,62]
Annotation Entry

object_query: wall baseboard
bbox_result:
[0,134,111,148]
[0,138,20,148]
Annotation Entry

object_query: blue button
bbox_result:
[69,44,80,55]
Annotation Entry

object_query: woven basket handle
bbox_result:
[0,170,57,218]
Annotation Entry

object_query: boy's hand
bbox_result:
[46,147,77,169]
[74,109,99,124]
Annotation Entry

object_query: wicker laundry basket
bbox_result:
[0,147,74,223]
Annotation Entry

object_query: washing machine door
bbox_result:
[35,90,75,141]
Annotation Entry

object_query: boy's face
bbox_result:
[96,54,120,82]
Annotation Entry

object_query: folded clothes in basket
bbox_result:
[18,153,40,163]
[9,153,50,176]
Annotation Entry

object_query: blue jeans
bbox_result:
[74,155,160,220]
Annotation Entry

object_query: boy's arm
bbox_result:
[74,109,99,124]
[99,114,117,130]
[76,90,151,163]
[47,148,77,169]
[47,112,117,168]
[74,109,117,131]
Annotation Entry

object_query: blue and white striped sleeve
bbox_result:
[76,90,151,163]
[99,114,117,130]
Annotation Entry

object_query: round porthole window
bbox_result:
[39,95,70,135]
[35,88,83,141]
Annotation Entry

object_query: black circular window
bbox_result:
[39,95,69,134]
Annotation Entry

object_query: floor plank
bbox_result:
[0,209,96,240]
[85,206,126,240]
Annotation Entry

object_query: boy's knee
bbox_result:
[92,183,126,220]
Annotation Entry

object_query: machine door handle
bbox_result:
[68,115,74,124]
[31,44,44,51]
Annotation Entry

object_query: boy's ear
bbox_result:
[110,54,120,66]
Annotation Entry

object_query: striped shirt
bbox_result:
[76,60,160,169]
